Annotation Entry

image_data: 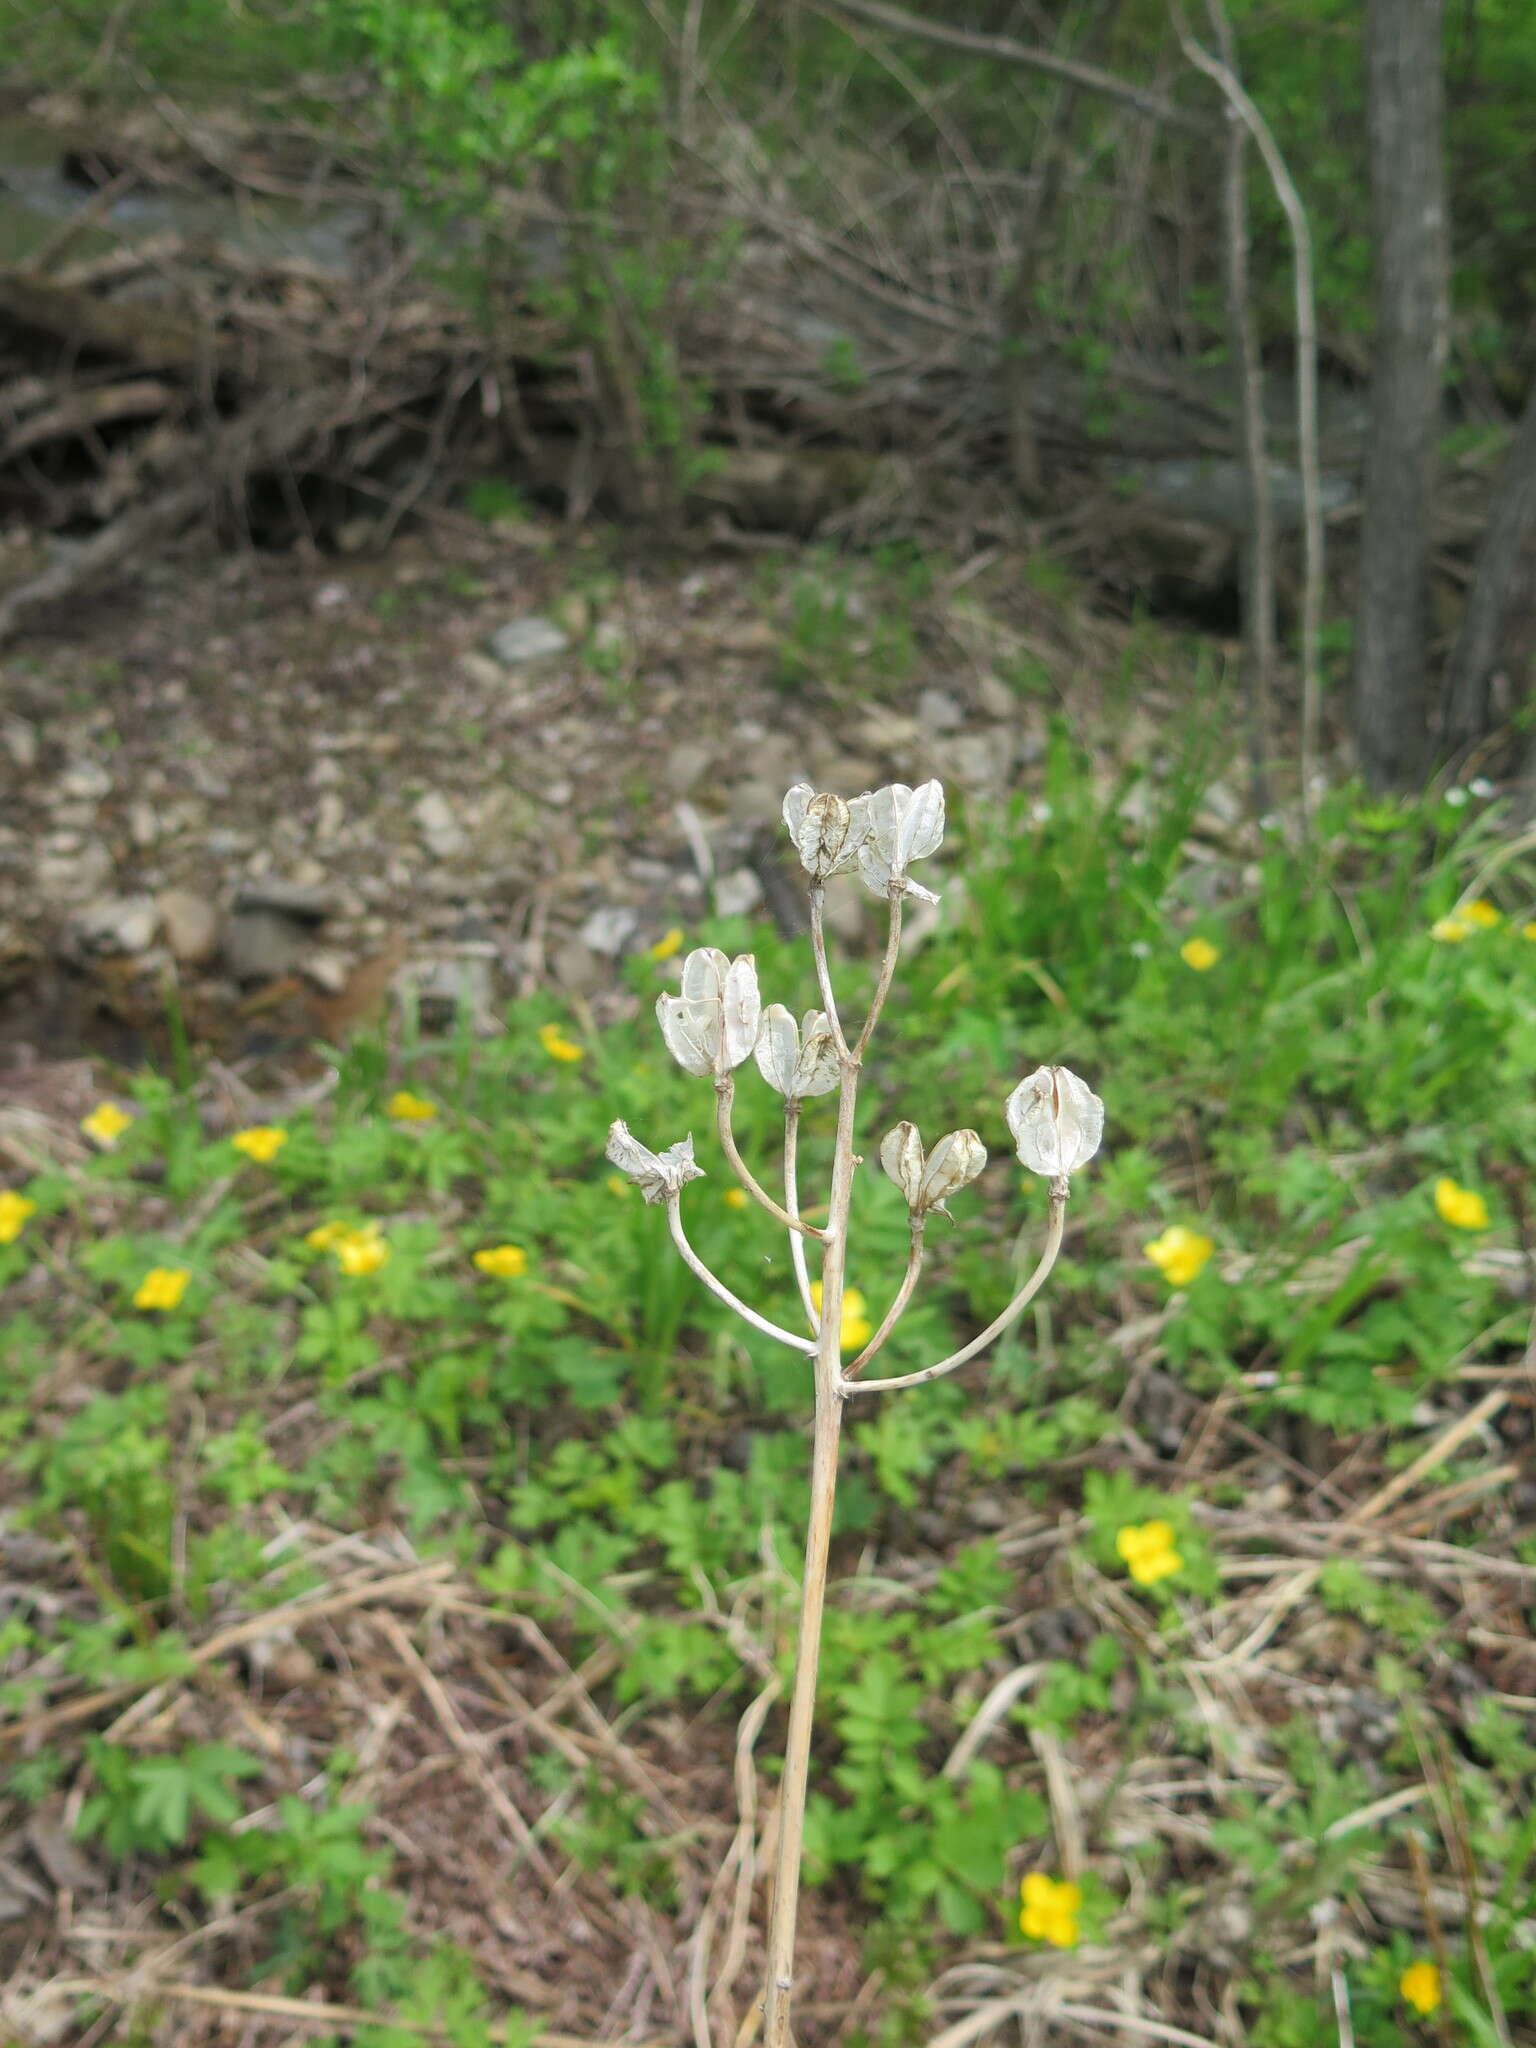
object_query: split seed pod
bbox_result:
[605,1120,706,1203]
[880,1120,987,1215]
[858,780,946,903]
[1005,1065,1104,1180]
[754,1005,840,1099]
[657,947,762,1076]
[782,784,873,881]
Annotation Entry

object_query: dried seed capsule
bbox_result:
[1005,1065,1104,1179]
[755,1005,841,1098]
[916,1128,987,1213]
[879,1121,926,1206]
[857,780,945,901]
[605,1120,706,1203]
[658,947,762,1076]
[782,784,873,880]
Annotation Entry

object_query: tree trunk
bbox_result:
[1441,378,1536,755]
[1353,0,1449,790]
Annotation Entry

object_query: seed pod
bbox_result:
[856,780,945,901]
[916,1128,987,1213]
[879,1121,926,1206]
[782,784,872,880]
[605,1120,706,1203]
[1006,1065,1104,1179]
[880,1122,987,1215]
[659,948,762,1076]
[755,1005,841,1098]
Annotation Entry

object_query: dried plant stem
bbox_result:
[844,1219,925,1377]
[761,1058,860,2048]
[808,887,852,1061]
[845,1184,1067,1394]
[853,892,906,1059]
[783,1105,821,1334]
[665,1198,818,1353]
[716,1078,825,1240]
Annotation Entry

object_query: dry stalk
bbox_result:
[606,778,1106,2047]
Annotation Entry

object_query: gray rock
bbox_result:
[413,791,465,858]
[156,888,222,966]
[223,905,314,983]
[128,801,160,848]
[489,616,569,666]
[713,867,763,918]
[579,905,640,956]
[58,759,111,801]
[71,894,160,956]
[36,839,113,903]
[551,938,605,993]
[315,791,346,844]
[918,687,964,734]
[665,742,713,796]
[2,717,37,772]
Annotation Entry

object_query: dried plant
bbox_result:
[606,778,1104,2048]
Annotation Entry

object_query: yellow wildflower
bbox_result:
[0,1192,38,1244]
[538,1022,585,1063]
[1431,915,1472,942]
[605,1174,630,1197]
[723,1187,750,1211]
[1461,898,1500,928]
[1143,1224,1214,1287]
[133,1266,191,1312]
[1434,1177,1489,1230]
[1117,1519,1183,1587]
[474,1243,529,1278]
[231,1125,288,1164]
[1399,1961,1441,2017]
[1180,937,1219,972]
[1019,1872,1081,1948]
[305,1219,350,1251]
[336,1229,389,1276]
[82,1101,133,1148]
[809,1282,873,1352]
[648,927,684,961]
[1522,920,1536,941]
[386,1090,438,1122]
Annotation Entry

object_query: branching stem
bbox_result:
[844,1185,1067,1394]
[808,887,852,1062]
[783,1104,820,1335]
[853,890,906,1060]
[843,1219,925,1377]
[716,1077,826,1240]
[665,1198,818,1353]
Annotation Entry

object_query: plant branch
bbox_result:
[808,886,852,1062]
[716,1078,826,1239]
[808,0,1212,132]
[665,1197,818,1353]
[784,1104,821,1334]
[761,1059,860,2047]
[852,889,905,1061]
[843,1219,925,1377]
[843,1185,1067,1394]
[1175,10,1322,818]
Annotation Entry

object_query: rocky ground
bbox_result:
[0,511,1198,1091]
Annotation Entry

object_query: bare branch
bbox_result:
[665,1198,818,1353]
[844,1189,1066,1395]
[715,1078,826,1239]
[809,0,1212,132]
[784,1105,821,1334]
[843,1220,925,1377]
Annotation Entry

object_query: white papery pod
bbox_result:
[755,1006,841,1098]
[754,1004,801,1095]
[605,1119,706,1204]
[857,840,940,905]
[720,954,762,1070]
[681,946,731,1002]
[782,784,871,880]
[1006,1065,1105,1179]
[791,1010,840,1096]
[917,1128,987,1213]
[656,993,718,1077]
[880,1121,926,1206]
[866,781,945,869]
